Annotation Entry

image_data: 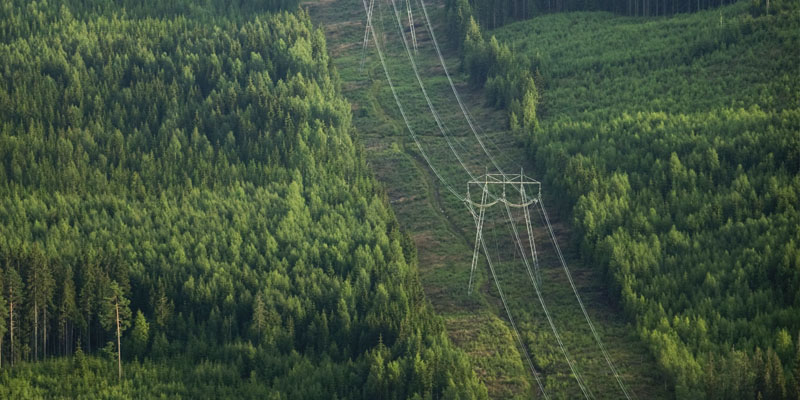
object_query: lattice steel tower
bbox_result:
[466,171,542,293]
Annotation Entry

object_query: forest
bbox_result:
[461,0,798,398]
[2,0,798,397]
[447,0,789,30]
[0,0,487,397]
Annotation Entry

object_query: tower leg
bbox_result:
[360,0,375,70]
[468,185,488,294]
[521,185,541,286]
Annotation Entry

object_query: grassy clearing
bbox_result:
[307,0,670,397]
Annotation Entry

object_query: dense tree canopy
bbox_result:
[487,2,799,398]
[446,0,771,32]
[0,1,486,397]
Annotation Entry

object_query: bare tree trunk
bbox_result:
[116,300,122,381]
[43,307,47,360]
[86,313,91,353]
[9,292,13,366]
[34,300,38,361]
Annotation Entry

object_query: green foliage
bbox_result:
[0,273,6,367]
[488,1,800,397]
[0,1,484,397]
[130,311,149,359]
[101,282,131,337]
[445,0,540,132]
[449,0,744,33]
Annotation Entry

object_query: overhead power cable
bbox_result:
[416,0,511,173]
[388,0,482,184]
[411,2,635,397]
[385,0,590,394]
[390,1,591,392]
[538,198,635,400]
[362,1,635,398]
[360,2,548,397]
[467,202,550,399]
[360,0,376,70]
[359,0,464,202]
[502,196,593,399]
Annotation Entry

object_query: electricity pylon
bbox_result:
[467,172,542,293]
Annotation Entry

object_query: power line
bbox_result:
[391,1,593,388]
[409,2,635,397]
[415,0,508,174]
[388,0,482,183]
[360,0,375,70]
[362,2,635,398]
[360,0,464,202]
[383,0,587,394]
[467,202,550,399]
[537,198,635,400]
[361,3,549,397]
[499,180,593,399]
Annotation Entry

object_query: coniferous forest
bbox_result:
[1,0,798,397]
[0,0,486,397]
[446,0,798,397]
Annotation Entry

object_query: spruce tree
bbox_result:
[130,310,149,359]
[0,274,6,368]
[102,281,131,380]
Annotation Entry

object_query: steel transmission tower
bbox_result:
[467,172,542,294]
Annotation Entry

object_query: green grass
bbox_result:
[307,0,671,397]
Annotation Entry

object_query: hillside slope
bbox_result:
[493,2,800,397]
[0,1,485,397]
[307,0,671,398]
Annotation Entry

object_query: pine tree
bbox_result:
[102,281,131,380]
[767,348,788,400]
[778,329,794,362]
[251,292,267,338]
[792,333,800,400]
[58,267,77,356]
[26,245,47,361]
[0,273,6,368]
[79,257,98,353]
[29,248,55,361]
[5,263,23,366]
[152,280,173,331]
[521,88,538,132]
[130,310,149,359]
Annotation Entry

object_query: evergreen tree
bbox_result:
[58,268,78,356]
[792,333,800,400]
[766,348,787,400]
[251,292,267,339]
[130,310,149,359]
[5,263,23,366]
[102,281,131,380]
[0,274,6,368]
[152,280,173,331]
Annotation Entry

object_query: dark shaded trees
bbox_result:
[0,2,485,398]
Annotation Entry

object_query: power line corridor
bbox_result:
[358,0,634,397]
